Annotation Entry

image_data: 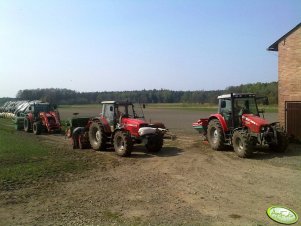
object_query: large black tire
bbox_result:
[232,130,252,158]
[207,119,225,150]
[88,122,107,151]
[146,134,163,152]
[33,122,42,135]
[269,130,289,153]
[24,117,31,132]
[113,131,133,157]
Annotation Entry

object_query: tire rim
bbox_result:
[211,128,218,144]
[95,130,100,142]
[236,137,243,151]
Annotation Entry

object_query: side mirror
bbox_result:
[28,107,32,111]
[110,106,114,111]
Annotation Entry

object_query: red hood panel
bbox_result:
[243,114,269,126]
[122,118,147,126]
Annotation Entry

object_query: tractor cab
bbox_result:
[218,93,260,129]
[100,101,145,130]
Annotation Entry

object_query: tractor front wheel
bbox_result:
[207,119,225,150]
[33,122,42,135]
[232,130,252,158]
[24,117,31,132]
[146,134,163,152]
[88,122,106,151]
[113,131,133,157]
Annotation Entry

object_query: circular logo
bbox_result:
[267,206,299,225]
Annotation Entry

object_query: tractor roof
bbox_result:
[101,101,116,104]
[218,93,256,99]
[101,101,133,105]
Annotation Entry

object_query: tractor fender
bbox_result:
[89,117,111,133]
[208,114,229,132]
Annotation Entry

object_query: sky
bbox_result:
[0,0,300,98]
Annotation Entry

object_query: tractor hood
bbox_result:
[242,114,270,133]
[121,118,149,137]
[121,118,148,128]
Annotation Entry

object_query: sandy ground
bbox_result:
[0,109,300,226]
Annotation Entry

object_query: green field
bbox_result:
[0,119,95,191]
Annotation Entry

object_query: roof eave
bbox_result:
[267,22,301,52]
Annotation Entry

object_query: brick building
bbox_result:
[268,22,301,140]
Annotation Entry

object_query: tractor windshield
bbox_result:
[234,97,259,116]
[35,104,52,112]
[117,104,144,119]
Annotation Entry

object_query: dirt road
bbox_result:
[1,127,300,226]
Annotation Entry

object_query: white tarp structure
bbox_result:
[0,100,42,119]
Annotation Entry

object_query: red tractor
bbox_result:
[22,102,61,135]
[192,93,288,157]
[67,101,166,156]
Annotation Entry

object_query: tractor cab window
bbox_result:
[117,105,127,117]
[219,99,232,128]
[219,99,232,114]
[103,104,115,126]
[35,104,51,113]
[234,98,258,116]
[117,104,137,118]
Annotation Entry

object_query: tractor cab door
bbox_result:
[219,99,233,129]
[102,103,115,128]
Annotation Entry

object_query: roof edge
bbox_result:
[267,22,301,51]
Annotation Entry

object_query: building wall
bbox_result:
[278,26,301,128]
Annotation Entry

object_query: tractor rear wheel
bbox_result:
[269,130,289,153]
[207,119,225,150]
[24,118,31,132]
[232,130,252,158]
[33,122,42,135]
[146,134,163,152]
[113,131,133,157]
[88,122,107,151]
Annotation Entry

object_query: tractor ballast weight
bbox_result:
[69,101,167,157]
[193,93,288,158]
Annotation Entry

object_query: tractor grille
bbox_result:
[262,126,275,143]
[48,117,56,125]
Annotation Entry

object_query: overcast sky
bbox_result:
[0,0,300,97]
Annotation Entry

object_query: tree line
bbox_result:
[11,82,278,105]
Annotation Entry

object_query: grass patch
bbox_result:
[0,118,96,190]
